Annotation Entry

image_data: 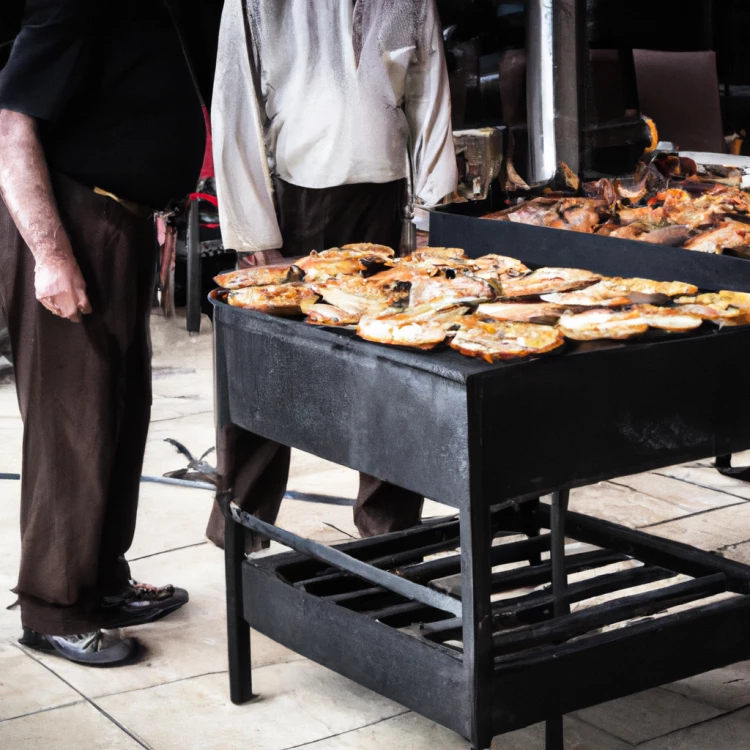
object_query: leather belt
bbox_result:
[94,187,153,220]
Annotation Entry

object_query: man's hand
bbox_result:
[0,110,92,322]
[34,256,92,322]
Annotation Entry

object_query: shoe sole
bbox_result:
[19,632,142,668]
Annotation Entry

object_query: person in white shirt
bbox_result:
[206,0,458,546]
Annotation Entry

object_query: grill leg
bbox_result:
[545,489,570,750]
[522,498,543,566]
[462,500,494,750]
[226,512,254,704]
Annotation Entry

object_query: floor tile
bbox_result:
[96,664,405,750]
[492,715,632,749]
[0,643,81,722]
[718,540,750,565]
[656,466,750,500]
[0,701,143,750]
[646,503,750,550]
[574,687,723,744]
[297,711,468,749]
[27,544,300,699]
[127,481,214,561]
[639,705,750,749]
[569,481,725,529]
[611,473,742,516]
[665,661,750,711]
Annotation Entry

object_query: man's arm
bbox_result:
[0,110,90,321]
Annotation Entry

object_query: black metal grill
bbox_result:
[216,229,750,750]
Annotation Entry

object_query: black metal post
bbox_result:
[225,506,254,704]
[186,199,202,334]
[545,489,570,750]
[464,384,495,750]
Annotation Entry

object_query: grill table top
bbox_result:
[213,299,750,509]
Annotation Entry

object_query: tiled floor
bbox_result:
[1,312,749,749]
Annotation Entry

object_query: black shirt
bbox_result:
[0,0,207,209]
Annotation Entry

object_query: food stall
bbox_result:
[215,2,750,749]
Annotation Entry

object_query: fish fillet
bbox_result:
[311,276,410,317]
[499,268,601,298]
[357,305,468,350]
[683,220,750,254]
[450,318,565,361]
[476,302,571,325]
[227,284,320,316]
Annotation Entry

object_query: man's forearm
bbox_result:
[0,109,74,267]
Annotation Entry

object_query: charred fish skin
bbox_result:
[214,263,299,290]
[498,267,601,298]
[227,283,320,316]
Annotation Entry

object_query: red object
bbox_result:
[199,105,214,179]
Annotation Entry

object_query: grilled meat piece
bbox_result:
[311,276,410,317]
[306,304,360,326]
[227,283,319,316]
[295,254,395,281]
[683,220,750,255]
[450,317,565,362]
[671,300,741,323]
[357,304,468,350]
[573,277,697,299]
[558,305,702,341]
[499,268,601,298]
[476,302,571,325]
[214,263,302,290]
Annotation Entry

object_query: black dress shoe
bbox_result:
[101,580,189,629]
[19,628,140,667]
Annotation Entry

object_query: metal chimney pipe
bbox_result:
[526,0,582,184]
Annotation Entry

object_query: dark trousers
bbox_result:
[205,178,423,545]
[0,175,155,635]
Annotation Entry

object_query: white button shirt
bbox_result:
[212,0,458,252]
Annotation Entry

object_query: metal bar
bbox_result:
[494,573,728,656]
[526,0,581,183]
[228,503,462,616]
[542,506,750,593]
[546,489,570,750]
[141,475,215,490]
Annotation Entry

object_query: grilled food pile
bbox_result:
[483,154,750,257]
[215,244,750,363]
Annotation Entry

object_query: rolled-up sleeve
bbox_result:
[212,0,283,253]
[0,0,94,121]
[404,0,458,206]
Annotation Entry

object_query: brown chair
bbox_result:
[633,49,724,152]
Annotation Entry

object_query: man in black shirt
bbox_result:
[0,0,213,665]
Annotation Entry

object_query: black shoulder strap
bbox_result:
[163,0,206,109]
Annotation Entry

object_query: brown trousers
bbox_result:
[205,178,424,544]
[0,175,155,635]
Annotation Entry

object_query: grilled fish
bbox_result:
[214,263,302,290]
[357,304,468,350]
[558,305,702,341]
[311,276,410,318]
[227,283,319,316]
[339,243,395,258]
[407,268,496,307]
[499,268,601,298]
[476,301,571,325]
[450,317,565,362]
[295,254,395,282]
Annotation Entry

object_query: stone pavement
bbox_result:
[1,312,749,750]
